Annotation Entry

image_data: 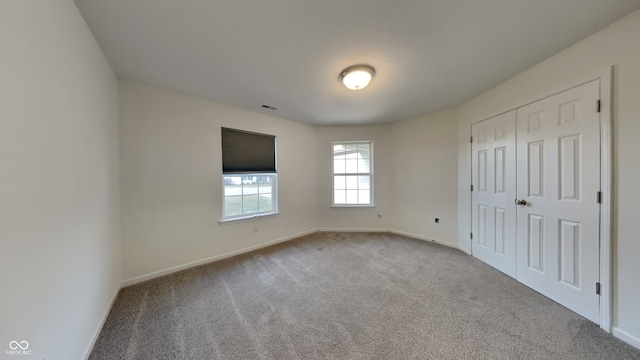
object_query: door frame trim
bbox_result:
[467,67,613,332]
[598,67,613,331]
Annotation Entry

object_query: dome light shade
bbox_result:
[340,65,375,90]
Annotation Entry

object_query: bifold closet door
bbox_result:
[515,80,601,323]
[471,111,517,278]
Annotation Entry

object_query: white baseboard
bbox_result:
[389,229,459,250]
[121,228,459,287]
[317,227,389,233]
[613,327,640,350]
[83,283,121,360]
[459,245,471,255]
[121,228,318,287]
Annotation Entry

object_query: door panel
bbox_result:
[515,80,600,323]
[471,111,517,278]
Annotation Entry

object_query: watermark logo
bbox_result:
[9,342,28,350]
[6,341,31,356]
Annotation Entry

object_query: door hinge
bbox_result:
[470,232,473,240]
[597,191,602,204]
[596,282,601,295]
[597,99,601,113]
[470,184,474,192]
[470,136,473,143]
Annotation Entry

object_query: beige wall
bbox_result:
[314,114,460,247]
[119,81,318,283]
[119,94,461,281]
[0,1,120,359]
[390,108,459,247]
[457,9,640,347]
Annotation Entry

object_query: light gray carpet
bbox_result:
[90,232,640,359]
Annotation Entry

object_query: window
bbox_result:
[332,141,373,206]
[221,128,278,222]
[222,174,276,219]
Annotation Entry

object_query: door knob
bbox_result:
[515,199,527,206]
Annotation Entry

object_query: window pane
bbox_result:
[358,190,371,204]
[242,195,259,214]
[334,190,346,204]
[258,194,273,212]
[224,196,243,216]
[358,143,370,158]
[334,176,346,190]
[361,158,371,173]
[358,176,370,189]
[224,177,242,196]
[345,159,358,173]
[242,184,258,195]
[224,176,238,184]
[345,146,359,159]
[334,159,346,174]
[333,145,346,160]
[345,176,358,189]
[346,190,358,204]
[258,181,272,194]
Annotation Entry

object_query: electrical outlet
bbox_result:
[434,218,440,223]
[253,225,258,232]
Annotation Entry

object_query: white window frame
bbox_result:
[220,173,278,224]
[331,141,374,207]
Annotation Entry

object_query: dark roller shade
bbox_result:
[222,127,277,173]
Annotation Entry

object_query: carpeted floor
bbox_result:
[90,232,640,359]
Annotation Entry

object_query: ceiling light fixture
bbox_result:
[340,65,375,91]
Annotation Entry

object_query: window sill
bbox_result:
[219,212,279,225]
[331,204,376,209]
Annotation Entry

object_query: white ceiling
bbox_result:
[74,0,640,126]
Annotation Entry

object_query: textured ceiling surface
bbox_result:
[74,0,640,125]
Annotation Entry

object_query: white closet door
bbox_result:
[471,111,517,278]
[515,80,601,323]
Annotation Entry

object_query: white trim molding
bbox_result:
[83,284,121,360]
[121,228,317,287]
[597,67,613,332]
[121,228,461,287]
[613,327,640,350]
[317,227,389,233]
[389,229,459,250]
